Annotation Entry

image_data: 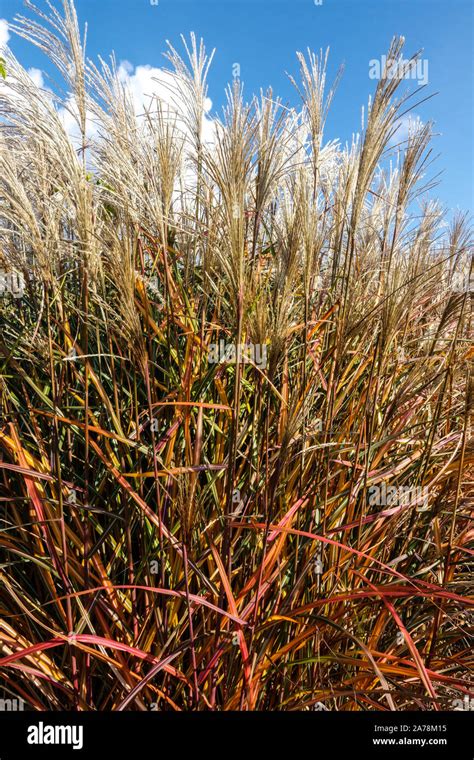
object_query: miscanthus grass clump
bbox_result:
[0,0,472,711]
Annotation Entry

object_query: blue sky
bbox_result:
[1,0,472,212]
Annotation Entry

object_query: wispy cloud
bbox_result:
[27,67,45,88]
[0,18,10,47]
[390,113,424,147]
[116,60,215,144]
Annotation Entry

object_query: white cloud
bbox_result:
[116,61,215,144]
[391,114,423,147]
[2,52,218,187]
[58,97,99,149]
[112,61,221,202]
[117,60,212,114]
[0,18,10,48]
[53,60,217,161]
[27,68,45,88]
